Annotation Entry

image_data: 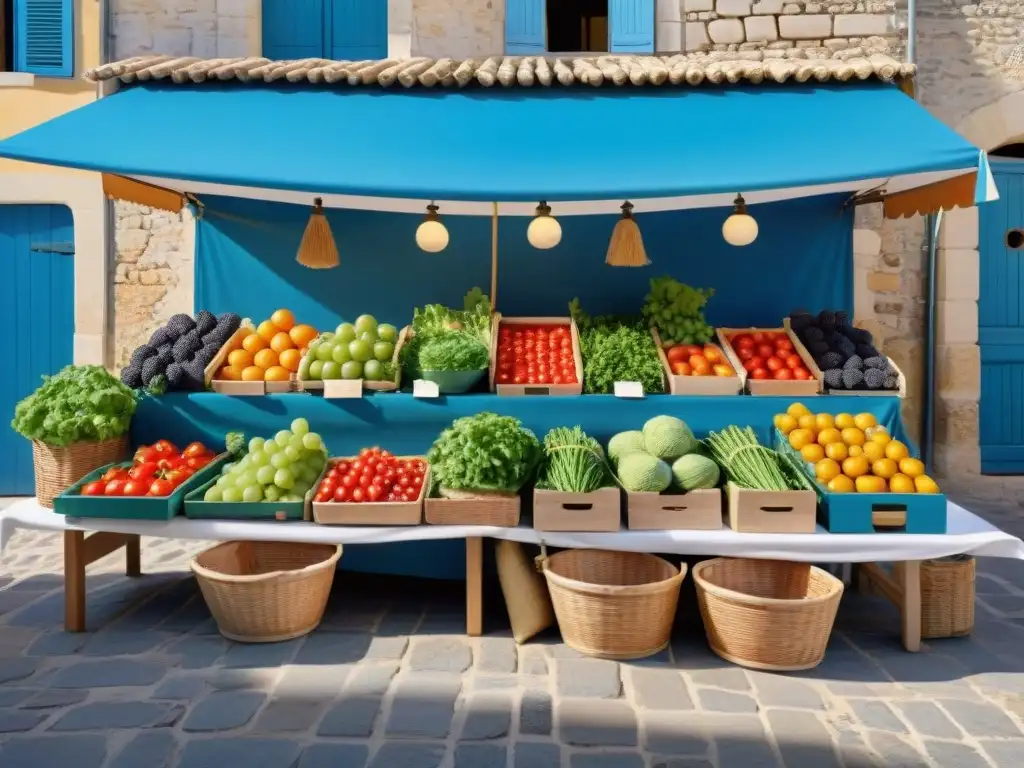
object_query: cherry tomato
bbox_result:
[129,462,158,481]
[82,481,105,496]
[103,466,129,483]
[359,474,373,489]
[163,469,189,487]
[334,485,351,502]
[182,442,209,459]
[783,354,803,370]
[186,455,211,470]
[314,491,331,503]
[367,485,382,502]
[736,347,755,362]
[775,338,794,353]
[122,480,148,496]
[733,334,754,348]
[793,367,811,380]
[104,479,126,496]
[766,357,784,372]
[773,368,793,380]
[351,488,365,503]
[756,344,774,359]
[153,440,178,455]
[148,478,174,496]
[750,367,769,380]
[133,446,159,465]
[751,332,768,344]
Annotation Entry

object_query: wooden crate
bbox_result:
[205,320,300,395]
[533,487,621,531]
[725,481,817,533]
[718,324,824,396]
[425,494,520,526]
[652,328,743,395]
[299,326,408,398]
[489,316,583,396]
[626,488,723,530]
[312,456,427,526]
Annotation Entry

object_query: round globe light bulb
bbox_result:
[527,214,562,250]
[416,219,449,253]
[722,212,758,247]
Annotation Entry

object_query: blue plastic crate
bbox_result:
[774,429,946,534]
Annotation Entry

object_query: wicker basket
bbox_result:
[32,437,129,509]
[693,558,843,671]
[191,541,341,643]
[540,548,686,660]
[896,556,975,639]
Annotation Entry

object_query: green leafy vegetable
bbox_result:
[427,412,541,494]
[569,300,665,395]
[641,275,715,346]
[537,427,612,493]
[704,425,803,491]
[226,431,246,458]
[12,365,138,447]
[419,334,490,372]
[401,288,492,380]
[146,374,168,396]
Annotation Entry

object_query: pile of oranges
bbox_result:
[775,402,940,494]
[216,309,319,383]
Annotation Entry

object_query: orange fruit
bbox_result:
[797,414,817,431]
[271,309,295,332]
[254,348,278,369]
[862,441,886,462]
[856,475,887,493]
[871,458,898,479]
[241,365,264,382]
[242,333,268,354]
[257,320,278,342]
[815,413,835,431]
[827,475,855,493]
[889,473,915,493]
[815,458,841,482]
[825,442,849,462]
[787,402,811,418]
[278,348,302,373]
[817,428,842,446]
[264,365,291,382]
[842,456,870,478]
[848,444,864,458]
[289,324,318,348]
[789,429,815,451]
[841,428,865,446]
[885,440,909,461]
[834,413,856,429]
[774,414,798,435]
[227,348,254,369]
[854,413,878,430]
[270,331,295,354]
[801,444,825,463]
[899,458,925,478]
[218,365,239,381]
[915,475,940,493]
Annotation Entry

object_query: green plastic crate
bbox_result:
[53,453,230,521]
[184,478,310,521]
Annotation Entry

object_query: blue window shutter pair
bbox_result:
[262,0,386,60]
[505,0,654,54]
[14,0,74,77]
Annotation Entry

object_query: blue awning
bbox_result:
[0,80,991,216]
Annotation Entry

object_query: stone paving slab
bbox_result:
[0,494,1021,766]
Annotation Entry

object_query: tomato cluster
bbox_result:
[729,331,812,381]
[81,440,215,497]
[495,324,577,387]
[314,448,427,504]
[665,343,735,377]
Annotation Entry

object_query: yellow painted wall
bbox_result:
[0,0,101,174]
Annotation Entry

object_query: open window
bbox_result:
[1,0,12,71]
[507,0,653,55]
[547,0,608,54]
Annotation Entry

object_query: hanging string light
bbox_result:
[526,201,562,249]
[415,203,449,253]
[606,201,649,267]
[722,194,759,247]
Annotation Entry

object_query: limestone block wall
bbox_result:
[109,0,261,59]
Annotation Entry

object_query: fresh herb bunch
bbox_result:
[569,300,665,395]
[642,276,715,346]
[12,365,138,447]
[703,425,800,491]
[537,426,611,493]
[401,288,492,379]
[419,334,489,372]
[427,412,541,494]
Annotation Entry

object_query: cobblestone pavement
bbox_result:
[0,495,1021,767]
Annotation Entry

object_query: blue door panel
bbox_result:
[506,0,546,54]
[0,205,75,495]
[329,0,388,60]
[262,0,326,59]
[979,162,1024,474]
[610,0,654,53]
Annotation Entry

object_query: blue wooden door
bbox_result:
[610,0,654,53]
[506,0,546,54]
[262,0,326,59]
[329,0,387,59]
[0,205,75,495]
[980,160,1024,473]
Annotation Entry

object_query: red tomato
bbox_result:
[380,450,392,460]
[736,347,755,362]
[744,356,764,372]
[103,466,129,483]
[335,461,350,474]
[129,462,158,481]
[163,469,189,487]
[750,367,769,380]
[773,368,793,380]
[186,455,211,470]
[766,357,784,372]
[785,354,804,370]
[751,332,769,344]
[756,344,774,359]
[148,478,174,496]
[133,446,159,465]
[334,485,351,502]
[182,442,209,459]
[733,334,754,348]
[359,474,372,489]
[157,456,182,471]
[82,481,105,496]
[367,485,383,502]
[314,491,331,503]
[104,479,126,496]
[352,488,365,503]
[775,338,794,353]
[122,479,148,496]
[793,367,811,380]
[153,440,178,455]
[671,362,691,376]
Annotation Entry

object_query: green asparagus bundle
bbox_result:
[703,426,795,491]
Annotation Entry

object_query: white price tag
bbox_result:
[413,379,440,398]
[614,381,644,399]
[323,379,363,399]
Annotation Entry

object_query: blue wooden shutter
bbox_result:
[14,0,74,77]
[328,0,387,59]
[262,0,326,59]
[610,0,654,53]
[506,0,545,54]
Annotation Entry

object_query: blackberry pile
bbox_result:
[789,309,899,391]
[121,311,242,393]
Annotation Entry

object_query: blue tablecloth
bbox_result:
[132,393,906,579]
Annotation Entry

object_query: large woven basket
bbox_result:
[540,548,686,660]
[32,436,129,508]
[191,541,341,643]
[693,558,843,671]
[896,556,975,639]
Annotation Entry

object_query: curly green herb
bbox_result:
[427,412,541,494]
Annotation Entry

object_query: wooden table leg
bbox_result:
[125,534,141,577]
[466,537,483,637]
[898,560,922,653]
[64,531,86,632]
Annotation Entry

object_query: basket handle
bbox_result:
[534,541,549,573]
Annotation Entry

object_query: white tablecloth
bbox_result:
[2,498,1021,564]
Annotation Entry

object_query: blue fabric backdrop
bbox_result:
[195,195,853,327]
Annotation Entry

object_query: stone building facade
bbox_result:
[105,0,1024,496]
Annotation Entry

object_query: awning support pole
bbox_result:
[923,210,942,474]
[491,202,499,311]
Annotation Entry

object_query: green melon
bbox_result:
[642,415,697,461]
[617,452,673,493]
[671,454,720,491]
[607,430,645,463]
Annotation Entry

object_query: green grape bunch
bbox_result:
[641,276,716,346]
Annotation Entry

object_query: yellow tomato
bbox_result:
[869,431,892,447]
[841,428,866,447]
[798,414,818,431]
[871,458,899,479]
[854,412,878,430]
[825,442,849,462]
[827,475,855,493]
[842,456,870,478]
[847,444,864,458]
[789,429,815,451]
[862,441,886,463]
[915,475,941,494]
[898,458,925,478]
[817,427,843,446]
[801,444,826,463]
[787,402,811,418]
[816,458,842,482]
[835,413,856,429]
[889,473,915,493]
[815,413,835,431]
[885,440,910,462]
[856,475,888,493]
[774,414,799,435]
